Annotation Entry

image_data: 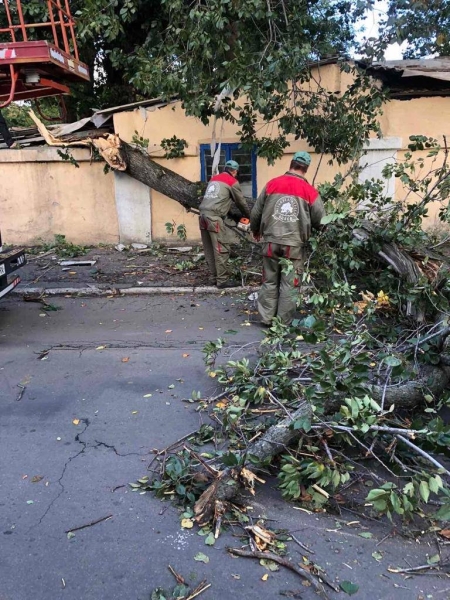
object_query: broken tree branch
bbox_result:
[396,435,450,478]
[228,547,335,596]
[194,362,450,524]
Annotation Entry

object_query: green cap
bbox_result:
[225,160,240,170]
[293,151,311,166]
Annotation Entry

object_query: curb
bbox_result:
[11,285,258,297]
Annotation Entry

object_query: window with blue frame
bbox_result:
[200,143,257,200]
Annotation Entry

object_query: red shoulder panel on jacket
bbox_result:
[266,174,319,204]
[210,172,237,186]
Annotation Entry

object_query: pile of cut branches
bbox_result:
[135,137,450,535]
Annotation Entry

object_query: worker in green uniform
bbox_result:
[250,151,326,325]
[199,160,250,288]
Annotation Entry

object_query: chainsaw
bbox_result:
[237,218,251,232]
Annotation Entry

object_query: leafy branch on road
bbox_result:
[135,138,450,525]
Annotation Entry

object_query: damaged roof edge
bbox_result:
[93,96,179,118]
[358,57,450,84]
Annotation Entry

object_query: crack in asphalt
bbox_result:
[31,421,147,529]
[93,440,147,457]
[31,419,91,530]
[36,340,205,358]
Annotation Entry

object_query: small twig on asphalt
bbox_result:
[228,547,334,596]
[185,581,211,600]
[184,446,219,475]
[339,505,381,523]
[388,563,450,574]
[168,565,185,584]
[205,390,228,404]
[290,533,315,554]
[376,532,392,547]
[65,514,113,534]
[16,384,26,401]
[111,485,125,492]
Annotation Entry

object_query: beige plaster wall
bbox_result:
[112,65,450,242]
[0,147,118,246]
[3,62,447,247]
[113,103,324,242]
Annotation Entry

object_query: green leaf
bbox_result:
[321,213,346,225]
[419,480,430,503]
[172,584,189,598]
[428,477,440,494]
[194,552,209,563]
[303,315,317,328]
[293,416,312,432]
[366,489,388,501]
[259,558,279,571]
[340,581,359,595]
[358,531,373,539]
[383,355,402,367]
[427,553,440,565]
[435,503,450,520]
[221,452,240,467]
[204,533,216,546]
[224,329,238,335]
[372,499,387,512]
[372,551,383,561]
[151,588,168,600]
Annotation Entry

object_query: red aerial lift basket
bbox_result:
[0,0,90,108]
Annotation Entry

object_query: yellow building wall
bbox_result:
[113,101,329,242]
[0,147,118,246]
[2,63,440,247]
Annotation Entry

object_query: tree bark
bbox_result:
[353,226,425,320]
[194,363,450,525]
[119,140,203,212]
[28,112,249,220]
[91,135,203,212]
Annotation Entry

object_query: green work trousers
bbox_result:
[199,214,231,285]
[258,242,304,325]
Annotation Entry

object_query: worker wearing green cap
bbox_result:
[199,160,250,288]
[250,150,326,325]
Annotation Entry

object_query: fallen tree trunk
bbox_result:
[194,363,450,525]
[29,111,246,218]
[353,226,426,320]
[93,135,203,212]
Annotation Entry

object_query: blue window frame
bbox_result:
[200,143,257,200]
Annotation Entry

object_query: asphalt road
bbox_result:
[0,294,447,600]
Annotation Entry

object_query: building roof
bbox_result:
[0,96,177,149]
[358,57,450,99]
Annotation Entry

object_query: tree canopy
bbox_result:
[383,0,450,58]
[75,0,387,163]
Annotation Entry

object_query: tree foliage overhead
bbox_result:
[76,0,386,162]
[383,0,450,58]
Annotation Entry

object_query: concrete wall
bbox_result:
[0,147,118,246]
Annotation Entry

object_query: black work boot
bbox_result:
[217,279,241,289]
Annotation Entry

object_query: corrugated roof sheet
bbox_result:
[366,57,450,83]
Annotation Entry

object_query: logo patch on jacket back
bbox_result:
[205,182,220,198]
[273,196,299,222]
